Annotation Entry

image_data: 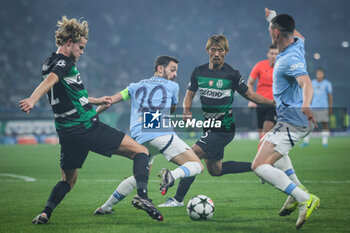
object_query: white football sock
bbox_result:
[254,164,309,202]
[322,130,329,145]
[291,186,310,203]
[274,155,302,186]
[303,136,310,144]
[171,161,202,180]
[101,176,136,210]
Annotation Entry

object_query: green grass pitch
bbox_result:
[1,137,350,233]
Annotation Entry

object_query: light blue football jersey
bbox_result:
[127,76,179,144]
[273,37,309,127]
[311,79,332,108]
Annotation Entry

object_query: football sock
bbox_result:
[171,161,202,180]
[274,155,302,186]
[133,153,149,198]
[219,161,252,176]
[290,186,310,203]
[303,136,310,144]
[43,181,71,218]
[254,164,309,202]
[174,176,196,202]
[101,176,136,210]
[322,130,329,145]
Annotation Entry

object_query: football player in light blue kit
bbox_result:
[94,56,203,214]
[302,68,333,147]
[251,8,320,229]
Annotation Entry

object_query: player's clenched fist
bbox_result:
[19,98,35,114]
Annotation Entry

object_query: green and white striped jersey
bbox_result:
[188,63,248,131]
[42,53,97,136]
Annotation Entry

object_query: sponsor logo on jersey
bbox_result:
[290,62,304,71]
[200,89,223,98]
[216,79,223,88]
[56,59,66,68]
[209,80,214,86]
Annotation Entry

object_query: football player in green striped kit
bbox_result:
[159,35,274,207]
[19,16,163,223]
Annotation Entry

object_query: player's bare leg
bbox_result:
[159,149,203,195]
[252,140,319,228]
[162,144,206,206]
[162,144,251,207]
[262,120,275,137]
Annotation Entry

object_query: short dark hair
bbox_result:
[154,55,179,73]
[268,44,278,50]
[271,14,295,37]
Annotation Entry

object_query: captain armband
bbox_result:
[120,88,131,101]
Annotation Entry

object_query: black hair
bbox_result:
[268,44,278,50]
[271,14,295,37]
[154,55,179,73]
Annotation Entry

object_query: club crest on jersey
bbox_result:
[216,79,223,88]
[56,59,66,68]
[209,80,214,87]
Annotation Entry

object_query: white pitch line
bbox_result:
[81,179,350,184]
[1,177,349,184]
[0,173,36,182]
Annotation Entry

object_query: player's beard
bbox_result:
[164,70,175,81]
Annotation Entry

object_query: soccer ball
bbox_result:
[186,195,214,221]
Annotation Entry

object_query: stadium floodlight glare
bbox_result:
[313,53,321,60]
[341,41,349,48]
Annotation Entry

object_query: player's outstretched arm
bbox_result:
[88,96,112,106]
[247,76,258,108]
[265,7,305,40]
[242,88,275,106]
[96,89,129,114]
[183,90,195,121]
[19,73,59,114]
[297,75,318,128]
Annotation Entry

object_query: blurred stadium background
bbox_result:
[0,0,349,144]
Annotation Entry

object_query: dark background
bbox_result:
[1,0,349,115]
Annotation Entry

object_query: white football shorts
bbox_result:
[264,121,313,156]
[143,134,191,164]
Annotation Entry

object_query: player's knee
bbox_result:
[191,161,204,174]
[208,168,221,176]
[199,162,204,172]
[61,177,77,189]
[132,144,149,156]
[251,162,258,172]
[187,151,204,172]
